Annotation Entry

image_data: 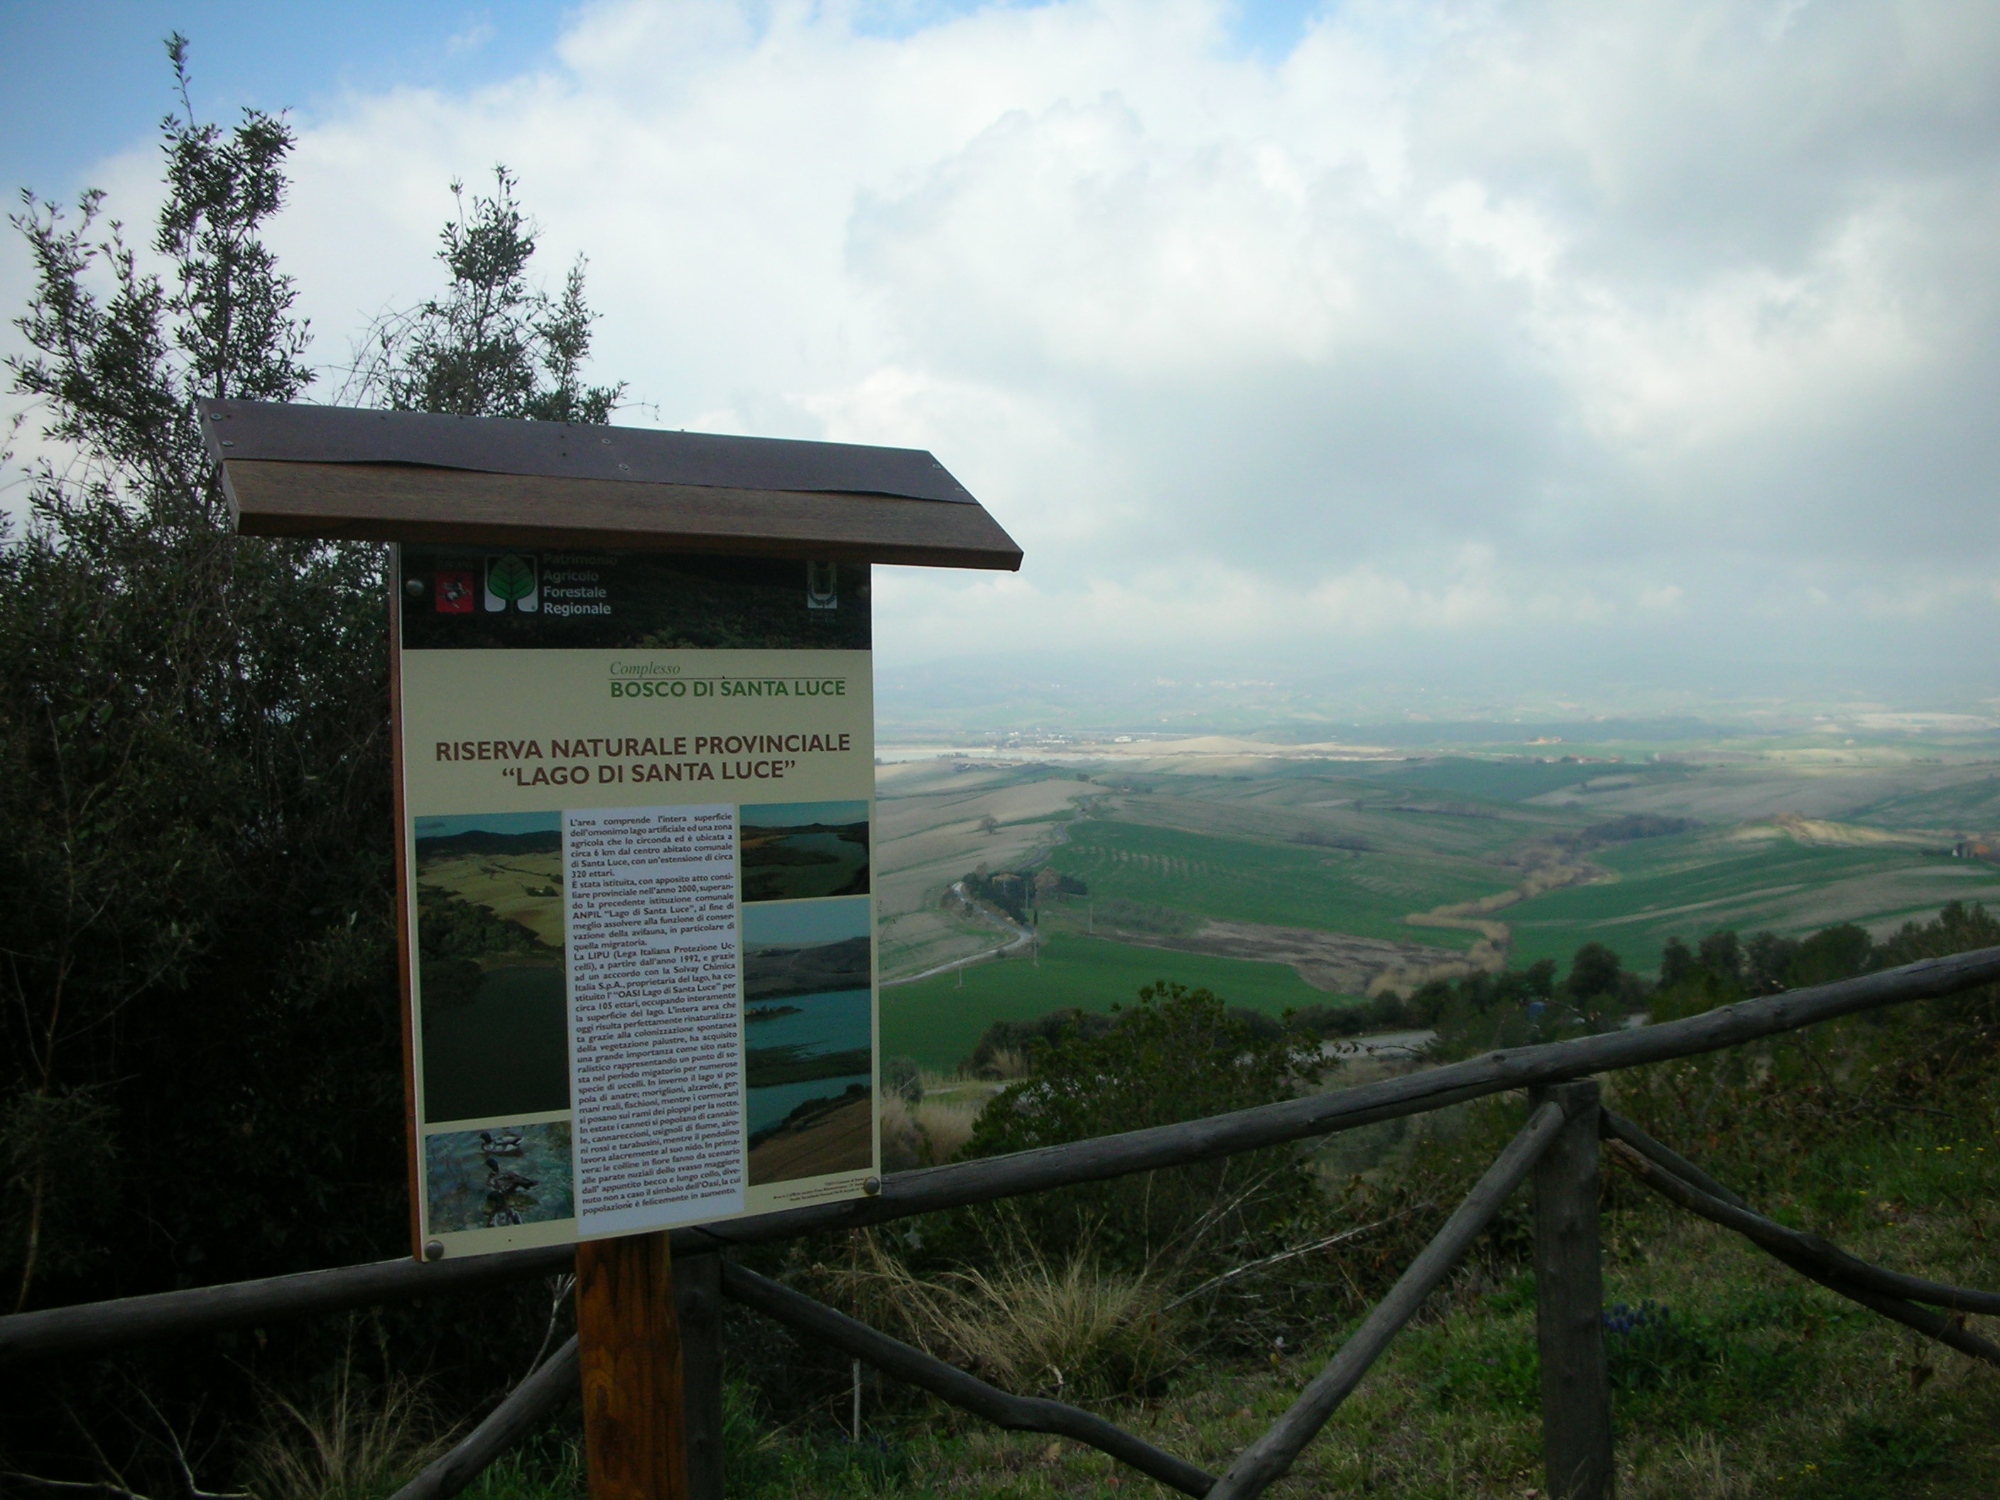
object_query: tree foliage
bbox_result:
[0,37,623,1332]
[342,167,624,423]
[0,39,397,1318]
[951,983,1328,1280]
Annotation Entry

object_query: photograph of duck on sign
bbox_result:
[392,545,879,1261]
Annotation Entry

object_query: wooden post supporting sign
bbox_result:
[577,1232,688,1500]
[1531,1080,1614,1500]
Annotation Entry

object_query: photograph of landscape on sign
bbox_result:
[742,896,874,1185]
[414,811,570,1124]
[423,1121,575,1233]
[740,800,870,902]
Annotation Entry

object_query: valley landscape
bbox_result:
[877,721,2000,1071]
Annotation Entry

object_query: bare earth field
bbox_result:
[874,760,1098,980]
[1529,757,2000,824]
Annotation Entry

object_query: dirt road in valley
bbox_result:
[1104,850,1613,998]
[1399,851,1608,977]
[882,881,1035,987]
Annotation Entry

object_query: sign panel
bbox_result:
[393,546,878,1258]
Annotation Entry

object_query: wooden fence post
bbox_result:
[675,1251,725,1500]
[577,1231,688,1500]
[1531,1080,1613,1500]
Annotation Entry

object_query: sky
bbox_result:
[4,1,1998,729]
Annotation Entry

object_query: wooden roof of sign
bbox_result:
[198,400,1022,570]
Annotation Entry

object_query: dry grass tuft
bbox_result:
[245,1354,451,1500]
[881,1084,990,1169]
[838,1236,1182,1401]
[910,1093,984,1162]
[983,1047,1030,1081]
[879,1090,924,1171]
[1625,1431,1755,1500]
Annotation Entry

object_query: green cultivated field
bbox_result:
[1353,755,1691,804]
[881,931,1333,1072]
[1045,820,1502,944]
[1505,831,2000,973]
[1844,772,2000,830]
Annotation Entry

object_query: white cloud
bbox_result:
[447,19,498,57]
[10,0,2000,711]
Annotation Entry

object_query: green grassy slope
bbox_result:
[1505,831,2000,972]
[1045,820,1501,944]
[881,931,1331,1072]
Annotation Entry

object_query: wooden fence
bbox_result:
[6,947,2000,1500]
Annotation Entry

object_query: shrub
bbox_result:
[881,1056,923,1104]
[949,983,1328,1281]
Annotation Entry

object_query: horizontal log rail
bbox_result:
[1605,1131,2000,1368]
[8,945,1997,1368]
[1600,1112,2000,1317]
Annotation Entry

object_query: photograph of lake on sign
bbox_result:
[413,811,571,1125]
[742,896,874,1184]
[740,799,870,902]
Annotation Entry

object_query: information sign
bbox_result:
[393,544,880,1258]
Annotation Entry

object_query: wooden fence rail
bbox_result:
[8,945,1997,1367]
[6,945,2000,1500]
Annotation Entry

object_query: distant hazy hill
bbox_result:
[416,828,562,860]
[745,935,872,1001]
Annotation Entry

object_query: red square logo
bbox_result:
[435,571,475,614]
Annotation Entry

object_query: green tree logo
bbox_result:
[486,554,537,611]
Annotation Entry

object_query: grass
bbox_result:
[245,1345,451,1500]
[836,1238,1183,1401]
[703,1100,2000,1499]
[1046,820,1504,944]
[1504,831,2000,972]
[881,1086,986,1167]
[881,931,1336,1072]
[432,1221,2000,1500]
